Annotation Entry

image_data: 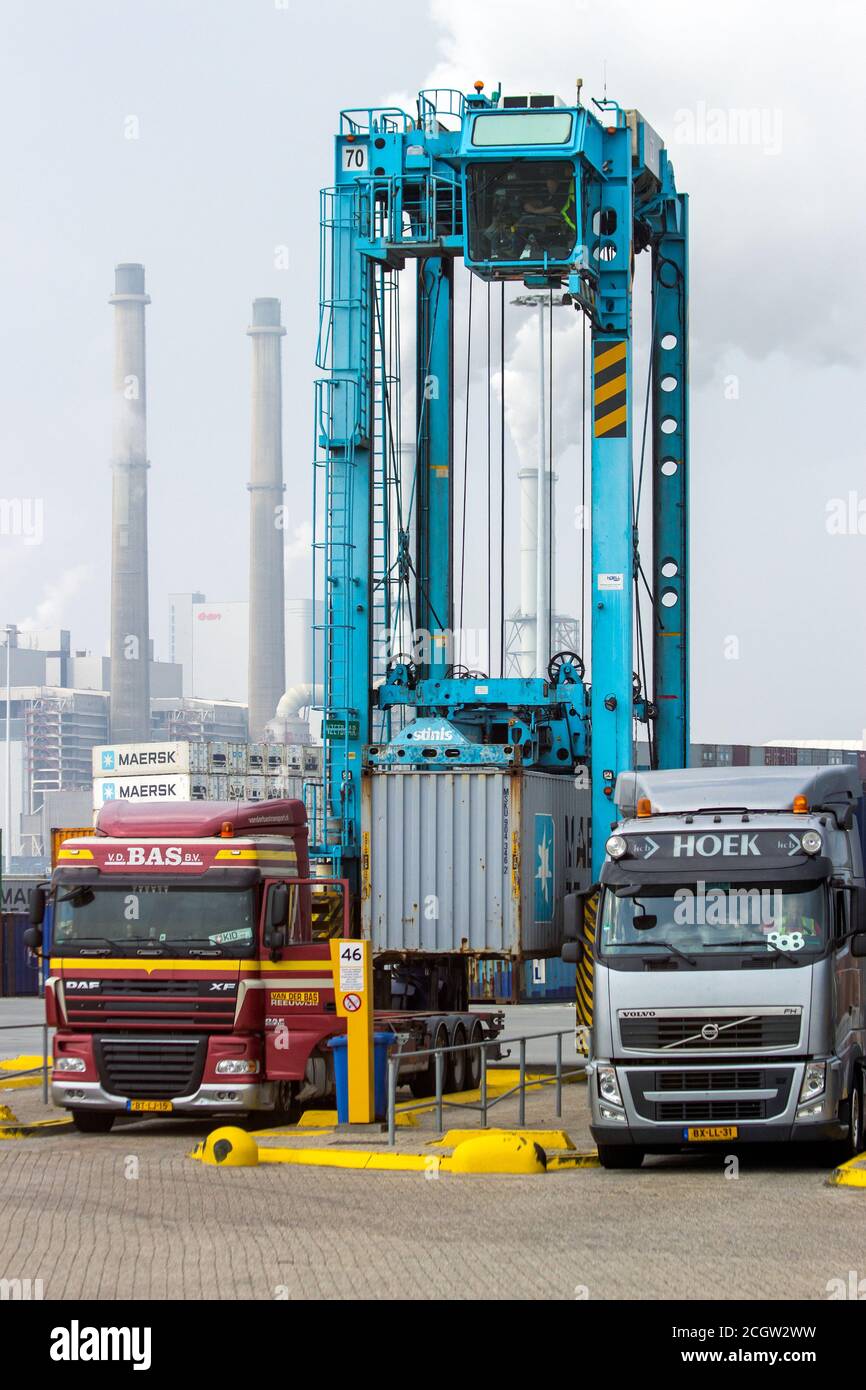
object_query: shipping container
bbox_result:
[0,916,40,996]
[208,741,229,771]
[303,746,324,776]
[93,774,192,809]
[467,954,577,1003]
[244,776,266,801]
[93,741,191,777]
[51,827,94,867]
[361,768,591,959]
[247,743,266,773]
[0,877,41,997]
[282,744,304,772]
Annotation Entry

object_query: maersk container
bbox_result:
[92,774,192,809]
[92,741,192,777]
[361,768,591,959]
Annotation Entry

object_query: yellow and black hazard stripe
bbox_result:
[575,889,597,1030]
[593,339,627,438]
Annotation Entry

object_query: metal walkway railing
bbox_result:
[0,1021,51,1104]
[386,1027,585,1146]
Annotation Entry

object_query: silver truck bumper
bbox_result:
[589,1057,846,1148]
[53,1078,277,1114]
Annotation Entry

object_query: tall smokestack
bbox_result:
[247,297,286,740]
[109,263,151,743]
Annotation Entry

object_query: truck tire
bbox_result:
[71,1110,115,1134]
[597,1144,644,1170]
[409,1022,449,1099]
[465,1020,485,1091]
[447,1023,467,1092]
[842,1068,863,1159]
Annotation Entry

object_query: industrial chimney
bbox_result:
[247,298,286,740]
[108,263,151,743]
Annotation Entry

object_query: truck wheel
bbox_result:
[844,1069,863,1158]
[597,1145,644,1170]
[447,1024,467,1092]
[465,1020,485,1091]
[409,1022,449,1099]
[71,1110,115,1134]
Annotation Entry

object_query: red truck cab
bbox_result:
[46,799,346,1131]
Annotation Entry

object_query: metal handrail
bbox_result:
[386,1027,585,1146]
[0,1020,51,1103]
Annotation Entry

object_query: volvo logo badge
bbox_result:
[701,1023,720,1041]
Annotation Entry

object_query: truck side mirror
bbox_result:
[23,925,43,950]
[561,940,583,965]
[851,933,866,958]
[563,892,582,940]
[265,883,290,949]
[29,887,47,927]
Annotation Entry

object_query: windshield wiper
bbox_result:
[699,938,801,964]
[612,941,697,968]
[57,936,115,950]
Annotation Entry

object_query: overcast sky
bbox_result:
[2,0,865,744]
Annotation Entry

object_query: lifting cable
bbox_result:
[499,281,506,678]
[486,282,492,661]
[548,289,554,664]
[580,310,587,661]
[372,282,416,654]
[457,270,474,664]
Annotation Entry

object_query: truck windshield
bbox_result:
[599,881,826,959]
[54,884,257,957]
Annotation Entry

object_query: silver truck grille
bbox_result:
[619,1012,801,1052]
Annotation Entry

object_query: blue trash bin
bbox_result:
[328,1032,395,1122]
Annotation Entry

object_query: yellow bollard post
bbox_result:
[330,939,374,1123]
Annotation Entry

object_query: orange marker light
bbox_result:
[637,797,652,817]
[792,795,808,814]
[220,821,234,838]
[474,79,484,91]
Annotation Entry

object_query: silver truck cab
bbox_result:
[582,766,866,1168]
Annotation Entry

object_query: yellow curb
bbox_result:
[0,1105,17,1122]
[450,1133,547,1174]
[548,1151,600,1170]
[433,1127,576,1151]
[0,1055,50,1072]
[190,1123,600,1175]
[0,1118,73,1140]
[0,1077,42,1092]
[828,1155,866,1189]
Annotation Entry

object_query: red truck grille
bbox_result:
[94,1034,206,1098]
[64,978,237,1029]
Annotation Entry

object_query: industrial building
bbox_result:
[168,594,321,706]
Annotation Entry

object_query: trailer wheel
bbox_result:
[71,1110,115,1134]
[465,1020,485,1091]
[409,1022,449,1099]
[597,1145,644,1170]
[447,1024,467,1092]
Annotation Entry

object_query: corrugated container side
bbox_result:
[362,770,589,958]
[521,954,577,1002]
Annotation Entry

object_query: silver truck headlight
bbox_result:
[800,830,822,855]
[799,1062,825,1102]
[215,1059,259,1075]
[606,834,627,860]
[597,1066,622,1106]
[54,1057,86,1073]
